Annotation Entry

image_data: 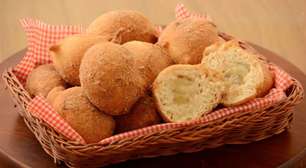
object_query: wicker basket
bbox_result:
[2,33,304,168]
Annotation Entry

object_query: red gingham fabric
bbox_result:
[175,3,212,22]
[27,96,86,144]
[14,18,83,84]
[13,4,295,144]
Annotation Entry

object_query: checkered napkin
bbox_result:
[14,4,294,144]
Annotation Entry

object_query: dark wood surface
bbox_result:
[0,45,305,168]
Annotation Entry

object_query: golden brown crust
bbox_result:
[79,42,146,116]
[257,60,274,97]
[86,10,158,44]
[50,34,108,86]
[158,18,218,64]
[46,86,65,106]
[25,64,66,97]
[115,95,162,133]
[52,87,115,143]
[123,41,173,87]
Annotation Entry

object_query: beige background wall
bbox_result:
[1,0,305,73]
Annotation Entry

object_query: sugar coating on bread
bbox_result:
[123,41,173,87]
[158,18,218,64]
[86,10,158,44]
[153,65,224,122]
[26,64,66,97]
[50,34,108,86]
[52,87,115,143]
[202,40,274,106]
[115,94,161,133]
[80,42,146,116]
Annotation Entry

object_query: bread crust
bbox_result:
[257,59,274,97]
[52,87,115,143]
[86,10,158,44]
[123,41,173,87]
[46,86,65,106]
[79,42,146,116]
[25,64,66,97]
[158,18,218,64]
[115,94,161,133]
[50,34,108,86]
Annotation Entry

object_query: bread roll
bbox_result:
[153,64,224,122]
[86,10,158,44]
[123,41,173,87]
[50,34,108,85]
[202,40,274,106]
[115,95,161,133]
[158,18,218,64]
[26,64,66,97]
[52,87,115,143]
[80,42,146,116]
[46,86,65,106]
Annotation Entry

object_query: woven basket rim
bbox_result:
[1,32,305,168]
[2,39,304,148]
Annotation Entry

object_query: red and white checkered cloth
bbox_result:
[27,96,86,144]
[19,4,294,144]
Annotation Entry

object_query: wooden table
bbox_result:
[0,45,305,168]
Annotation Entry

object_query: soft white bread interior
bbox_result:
[153,64,224,122]
[202,40,274,106]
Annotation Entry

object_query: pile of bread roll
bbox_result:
[25,10,273,143]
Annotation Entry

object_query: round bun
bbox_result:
[50,34,108,86]
[115,95,161,133]
[80,42,146,116]
[86,10,158,44]
[52,87,115,143]
[123,41,173,86]
[46,86,65,106]
[26,64,66,97]
[158,18,218,64]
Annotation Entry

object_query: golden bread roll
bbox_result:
[158,18,218,64]
[52,87,115,143]
[123,41,173,87]
[86,10,158,44]
[79,42,146,116]
[115,95,161,133]
[202,40,274,106]
[26,64,66,97]
[50,34,108,85]
[46,86,65,106]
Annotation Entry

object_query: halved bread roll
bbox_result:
[153,64,224,122]
[202,40,274,106]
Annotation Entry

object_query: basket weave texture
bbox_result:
[1,4,304,167]
[2,33,304,167]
